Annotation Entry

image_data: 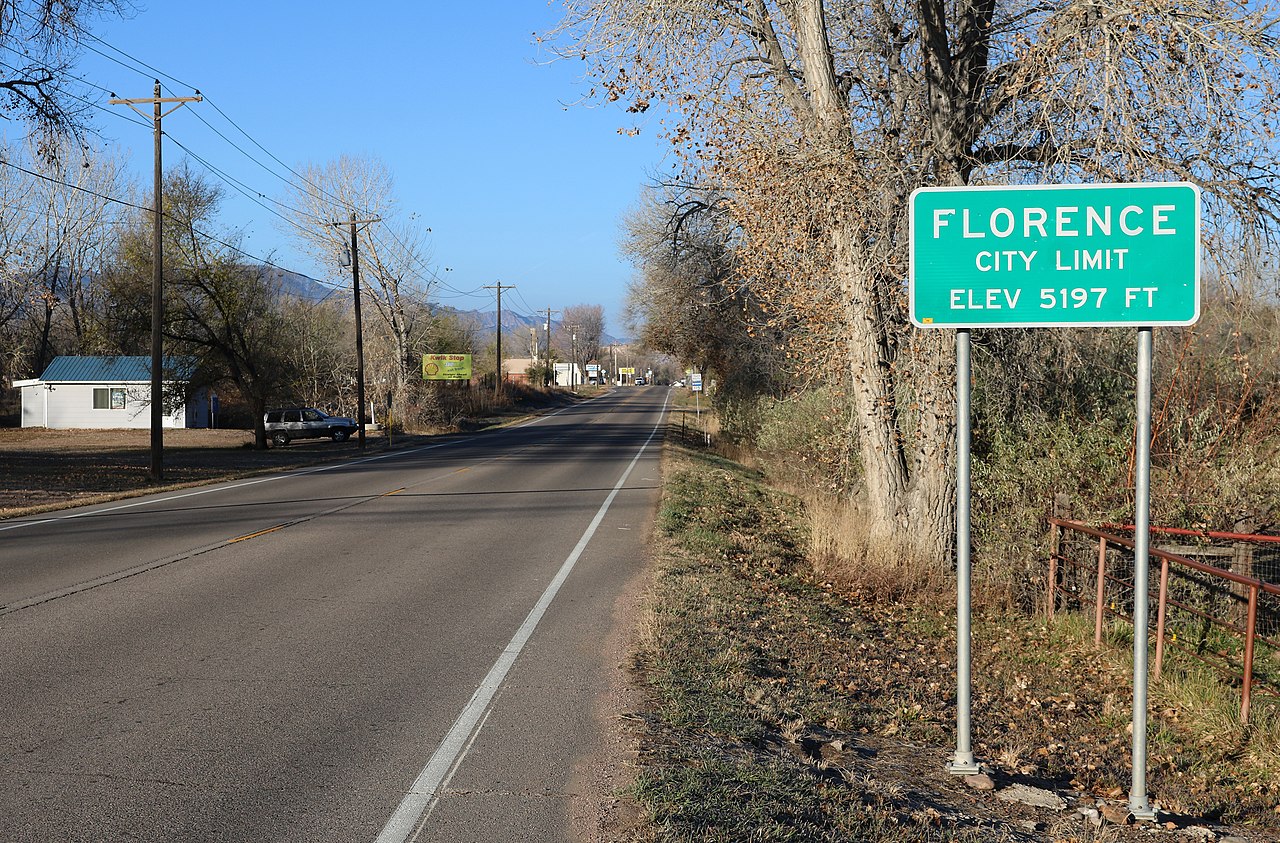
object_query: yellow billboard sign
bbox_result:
[423,353,473,381]
[618,367,636,376]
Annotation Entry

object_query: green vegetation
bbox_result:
[635,445,994,840]
[626,439,1280,840]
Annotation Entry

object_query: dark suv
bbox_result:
[263,407,358,446]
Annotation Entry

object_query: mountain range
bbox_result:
[269,267,629,346]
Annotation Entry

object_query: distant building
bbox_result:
[12,356,210,429]
[502,357,536,385]
[553,362,584,388]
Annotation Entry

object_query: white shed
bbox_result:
[553,362,584,388]
[13,356,209,429]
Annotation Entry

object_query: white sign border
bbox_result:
[908,181,1202,330]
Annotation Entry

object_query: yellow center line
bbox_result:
[228,524,287,544]
[227,486,406,543]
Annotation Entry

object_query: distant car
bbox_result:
[263,407,358,446]
[673,380,685,388]
[635,377,646,385]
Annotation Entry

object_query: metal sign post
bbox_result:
[1129,326,1156,820]
[947,327,981,775]
[908,182,1200,807]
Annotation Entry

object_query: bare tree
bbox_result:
[554,0,1280,565]
[278,154,435,419]
[622,185,786,423]
[0,0,133,148]
[562,303,605,366]
[281,294,356,413]
[0,137,132,384]
[22,138,131,369]
[0,139,42,376]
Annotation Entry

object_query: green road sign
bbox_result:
[909,182,1200,328]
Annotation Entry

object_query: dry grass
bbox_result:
[630,433,1280,840]
[804,492,953,605]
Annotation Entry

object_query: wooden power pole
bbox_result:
[110,81,200,481]
[334,213,381,450]
[544,308,559,387]
[484,283,516,396]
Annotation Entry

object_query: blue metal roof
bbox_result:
[38,356,194,383]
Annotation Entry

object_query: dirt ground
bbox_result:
[0,426,429,518]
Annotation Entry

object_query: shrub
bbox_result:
[971,415,1132,604]
[753,387,858,496]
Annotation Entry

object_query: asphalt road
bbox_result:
[0,387,669,842]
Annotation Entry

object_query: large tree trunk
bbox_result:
[836,230,908,547]
[836,224,956,565]
[248,393,268,449]
[906,329,957,565]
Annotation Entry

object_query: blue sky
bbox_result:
[70,1,672,334]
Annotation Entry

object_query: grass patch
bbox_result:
[626,439,1280,841]
[630,443,1019,841]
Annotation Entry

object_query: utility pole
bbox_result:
[335,212,381,451]
[484,283,516,397]
[543,308,559,387]
[110,81,200,481]
[565,323,580,391]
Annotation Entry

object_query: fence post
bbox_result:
[1154,556,1170,681]
[1095,535,1108,647]
[1047,521,1060,622]
[1232,542,1254,626]
[1242,584,1259,722]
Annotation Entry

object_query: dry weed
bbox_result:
[805,493,952,604]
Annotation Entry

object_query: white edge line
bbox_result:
[374,391,670,843]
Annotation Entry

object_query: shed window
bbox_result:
[93,387,127,410]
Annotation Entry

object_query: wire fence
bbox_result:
[668,408,713,449]
[1047,518,1280,721]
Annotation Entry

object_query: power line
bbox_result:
[0,152,372,329]
[0,155,327,287]
[199,94,360,214]
[165,134,329,234]
[10,12,482,319]
[71,32,465,306]
[0,57,151,134]
[40,7,377,220]
[365,225,486,301]
[509,286,541,320]
[59,10,202,92]
[4,148,512,330]
[0,156,150,214]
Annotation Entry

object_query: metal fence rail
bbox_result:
[1047,518,1280,720]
